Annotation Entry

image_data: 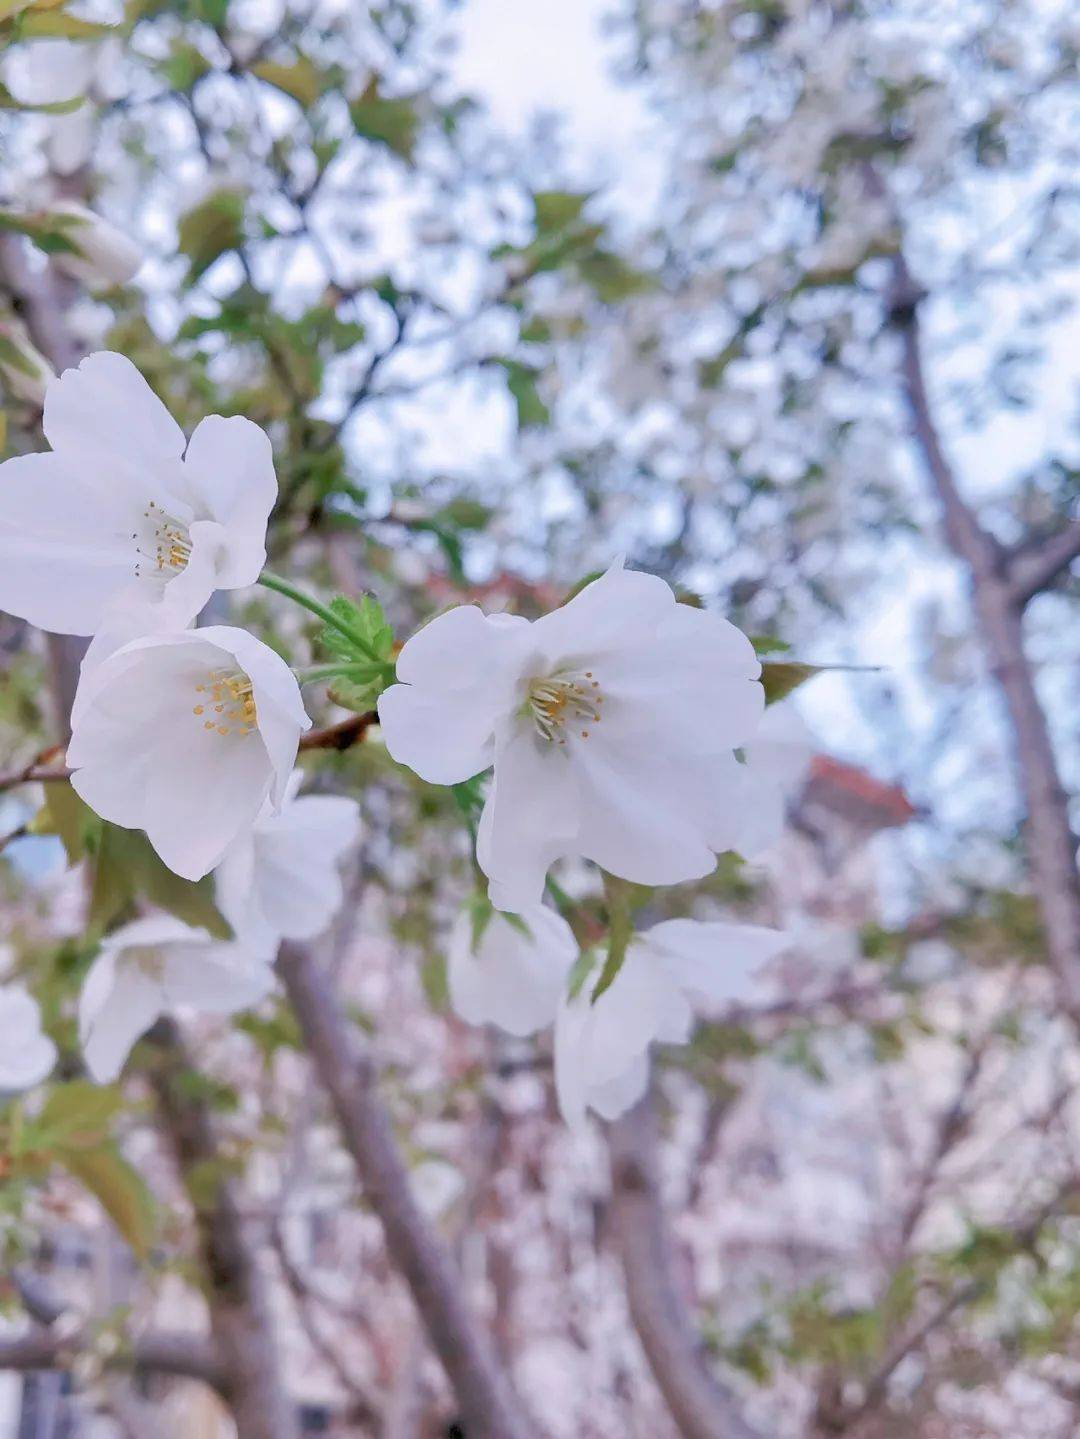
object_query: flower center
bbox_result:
[134,500,192,580]
[525,670,604,745]
[193,670,258,739]
[133,949,166,981]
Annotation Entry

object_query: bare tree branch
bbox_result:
[0,1327,230,1393]
[607,1092,764,1439]
[148,1018,300,1439]
[1008,522,1080,609]
[277,941,539,1439]
[864,166,1080,1015]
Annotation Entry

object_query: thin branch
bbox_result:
[607,1092,764,1439]
[865,165,1080,1017]
[1008,521,1080,608]
[299,711,378,752]
[148,1019,299,1439]
[0,1328,230,1392]
[277,941,539,1439]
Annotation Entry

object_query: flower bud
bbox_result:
[48,202,143,289]
[0,318,55,407]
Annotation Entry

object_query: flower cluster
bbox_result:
[0,353,360,1085]
[449,906,789,1127]
[1,351,799,1124]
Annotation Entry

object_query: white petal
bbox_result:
[378,683,496,785]
[478,729,581,911]
[395,604,530,691]
[79,950,164,1084]
[640,919,789,1006]
[448,906,576,1037]
[379,606,532,786]
[0,452,135,635]
[0,986,56,1090]
[161,945,275,1012]
[216,793,360,950]
[44,352,185,464]
[588,1056,650,1123]
[745,701,816,790]
[553,948,690,1128]
[572,735,718,887]
[532,562,675,663]
[181,416,276,586]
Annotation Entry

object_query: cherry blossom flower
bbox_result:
[0,985,57,1092]
[554,919,788,1129]
[214,772,362,954]
[448,904,577,1037]
[79,916,275,1083]
[378,564,765,910]
[68,627,310,881]
[0,352,277,638]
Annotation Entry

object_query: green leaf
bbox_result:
[577,251,654,303]
[160,41,211,91]
[89,825,232,939]
[318,594,396,713]
[497,359,550,428]
[11,10,116,38]
[760,659,880,704]
[320,594,394,663]
[349,79,419,159]
[58,1144,156,1258]
[30,783,101,864]
[533,189,590,233]
[36,1081,123,1151]
[177,187,246,283]
[253,56,325,107]
[761,661,822,705]
[750,634,791,657]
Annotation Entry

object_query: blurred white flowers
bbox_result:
[79,916,275,1083]
[555,919,788,1129]
[214,772,362,954]
[448,904,577,1037]
[0,352,277,637]
[0,985,57,1092]
[68,626,310,881]
[379,564,765,910]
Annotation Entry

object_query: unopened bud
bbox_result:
[0,319,55,407]
[48,202,143,289]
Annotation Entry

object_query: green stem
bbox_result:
[258,571,382,664]
[294,663,382,686]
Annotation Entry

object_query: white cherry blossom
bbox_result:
[0,352,277,638]
[0,985,57,1092]
[447,904,577,1037]
[554,918,788,1129]
[79,916,275,1083]
[214,772,361,954]
[378,564,766,910]
[68,626,310,881]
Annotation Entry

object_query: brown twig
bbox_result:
[608,1091,764,1439]
[277,941,539,1439]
